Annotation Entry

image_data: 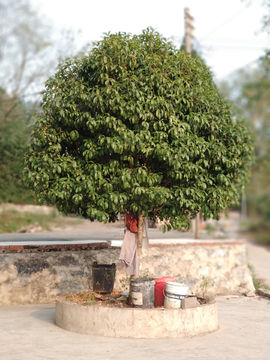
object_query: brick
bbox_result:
[181,297,200,309]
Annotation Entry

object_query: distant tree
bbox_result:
[0,88,34,203]
[258,0,270,35]
[240,54,270,244]
[243,0,270,36]
[219,52,270,244]
[0,0,85,204]
[23,29,253,267]
[0,0,51,120]
[0,0,84,122]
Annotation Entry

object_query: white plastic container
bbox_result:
[164,295,182,309]
[164,282,189,309]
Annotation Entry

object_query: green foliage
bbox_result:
[0,0,87,205]
[180,41,206,65]
[23,29,254,230]
[0,88,35,203]
[219,52,270,244]
[199,276,214,297]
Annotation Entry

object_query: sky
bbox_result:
[32,0,269,81]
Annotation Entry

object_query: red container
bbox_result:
[154,276,175,307]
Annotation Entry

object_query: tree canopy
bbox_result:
[23,29,254,230]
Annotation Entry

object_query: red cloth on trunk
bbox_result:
[126,214,138,233]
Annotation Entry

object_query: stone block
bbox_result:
[181,296,200,309]
[204,293,216,304]
[245,290,256,297]
[257,288,270,299]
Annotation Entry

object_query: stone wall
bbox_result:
[141,242,254,296]
[0,241,254,305]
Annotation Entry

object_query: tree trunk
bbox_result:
[123,209,127,226]
[137,210,144,277]
[195,212,200,239]
[128,210,144,303]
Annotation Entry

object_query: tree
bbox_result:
[244,0,270,35]
[219,52,270,244]
[0,0,86,204]
[23,29,254,270]
[240,55,270,244]
[0,0,52,120]
[0,0,84,122]
[261,0,270,35]
[0,88,35,203]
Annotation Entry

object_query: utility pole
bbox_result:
[241,185,247,223]
[184,7,195,54]
[184,8,200,239]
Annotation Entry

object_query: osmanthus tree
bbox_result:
[23,28,253,258]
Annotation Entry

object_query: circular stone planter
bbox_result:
[55,295,218,338]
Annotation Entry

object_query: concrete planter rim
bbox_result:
[55,294,219,338]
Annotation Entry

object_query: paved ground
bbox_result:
[0,211,270,360]
[0,296,269,360]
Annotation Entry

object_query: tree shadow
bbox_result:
[30,305,55,325]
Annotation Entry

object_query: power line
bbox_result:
[218,58,260,80]
[201,45,266,51]
[199,6,248,41]
[200,38,268,44]
[0,91,43,103]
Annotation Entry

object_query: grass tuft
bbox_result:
[248,263,270,292]
[0,208,83,234]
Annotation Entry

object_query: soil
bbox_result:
[64,291,211,308]
[64,291,132,308]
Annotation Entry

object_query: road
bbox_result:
[0,211,269,287]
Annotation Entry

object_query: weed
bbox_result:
[248,263,270,292]
[119,278,129,290]
[142,271,149,278]
[200,276,214,297]
[86,299,96,305]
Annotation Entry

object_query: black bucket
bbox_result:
[92,262,116,294]
[130,277,155,308]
